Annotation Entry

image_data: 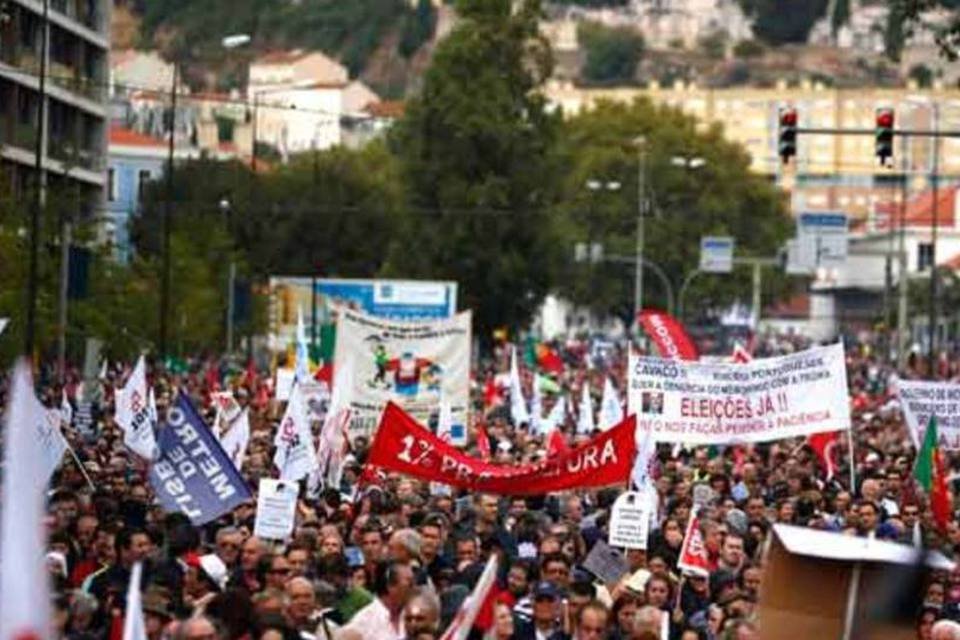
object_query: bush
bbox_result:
[732,39,764,58]
[578,21,644,83]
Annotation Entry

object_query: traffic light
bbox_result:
[778,107,798,164]
[876,108,895,165]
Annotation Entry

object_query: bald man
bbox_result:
[287,577,318,632]
[933,620,960,640]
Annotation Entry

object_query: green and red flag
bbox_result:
[914,416,952,532]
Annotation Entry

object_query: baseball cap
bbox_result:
[534,581,562,600]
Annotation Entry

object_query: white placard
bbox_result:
[628,343,851,444]
[275,368,295,401]
[608,491,650,550]
[253,479,299,541]
[699,236,734,274]
[896,379,960,450]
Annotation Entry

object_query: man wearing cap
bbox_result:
[142,586,173,640]
[183,553,227,614]
[514,581,570,640]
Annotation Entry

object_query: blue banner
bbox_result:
[149,394,251,525]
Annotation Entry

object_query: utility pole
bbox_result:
[160,64,178,360]
[897,136,909,371]
[634,136,647,325]
[929,106,940,377]
[25,0,49,358]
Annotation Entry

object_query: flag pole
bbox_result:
[846,428,856,492]
[65,442,96,492]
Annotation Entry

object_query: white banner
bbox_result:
[273,383,318,481]
[628,343,850,444]
[332,309,471,437]
[115,356,158,460]
[896,379,960,450]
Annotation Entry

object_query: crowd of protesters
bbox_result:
[6,331,960,640]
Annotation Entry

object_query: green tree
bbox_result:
[551,98,792,325]
[886,1,960,61]
[740,0,830,45]
[386,0,562,339]
[399,0,438,58]
[579,21,644,83]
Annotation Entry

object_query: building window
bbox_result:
[107,167,116,202]
[918,243,934,271]
[137,169,151,201]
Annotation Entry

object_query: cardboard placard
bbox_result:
[583,540,630,585]
[253,479,299,540]
[608,491,650,550]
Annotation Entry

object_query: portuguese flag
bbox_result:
[914,416,952,532]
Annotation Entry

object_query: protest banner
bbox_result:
[253,479,299,541]
[896,379,960,450]
[367,402,639,494]
[333,309,471,437]
[149,394,251,525]
[628,343,850,445]
[638,310,699,361]
[608,491,650,549]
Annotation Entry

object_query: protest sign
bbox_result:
[273,383,318,482]
[628,343,850,445]
[638,310,699,361]
[367,402,639,494]
[149,394,251,525]
[253,479,299,541]
[583,540,630,585]
[896,379,960,450]
[608,491,650,550]
[333,309,471,436]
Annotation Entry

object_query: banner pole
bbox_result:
[847,428,856,492]
[841,561,862,640]
[66,442,96,492]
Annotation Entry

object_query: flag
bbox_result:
[115,355,158,461]
[509,346,529,427]
[536,344,564,375]
[546,428,569,458]
[537,375,562,395]
[577,381,595,435]
[731,342,753,364]
[914,416,952,532]
[541,396,566,433]
[219,409,251,471]
[439,555,499,640]
[437,396,454,442]
[0,361,52,640]
[273,383,318,481]
[598,377,623,432]
[677,507,711,576]
[147,387,158,426]
[122,562,147,640]
[477,424,491,461]
[637,310,699,360]
[530,375,544,434]
[295,306,311,383]
[483,376,501,410]
[808,431,840,480]
[61,389,73,427]
[315,357,354,489]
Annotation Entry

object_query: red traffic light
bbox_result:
[780,108,798,127]
[876,108,895,129]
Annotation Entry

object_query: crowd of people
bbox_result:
[7,333,960,640]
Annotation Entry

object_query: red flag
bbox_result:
[477,425,491,461]
[731,342,753,363]
[546,429,569,458]
[808,431,840,480]
[637,310,699,361]
[483,376,501,410]
[931,447,952,532]
[678,508,712,576]
[440,555,499,640]
[314,362,333,385]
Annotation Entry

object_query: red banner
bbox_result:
[369,403,637,494]
[638,310,699,361]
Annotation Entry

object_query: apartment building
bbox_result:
[0,0,110,213]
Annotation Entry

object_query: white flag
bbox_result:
[274,383,318,481]
[530,375,544,434]
[295,306,310,383]
[0,362,52,640]
[577,381,595,434]
[147,387,158,426]
[220,409,251,472]
[509,346,530,427]
[115,356,158,460]
[439,554,499,640]
[541,395,566,433]
[40,408,69,482]
[61,389,74,427]
[122,562,147,640]
[316,357,354,489]
[598,377,624,431]
[0,318,7,337]
[211,391,242,435]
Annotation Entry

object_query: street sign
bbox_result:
[796,212,847,268]
[785,239,812,275]
[699,236,734,273]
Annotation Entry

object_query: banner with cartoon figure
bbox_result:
[332,309,471,436]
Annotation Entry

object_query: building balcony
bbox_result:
[47,138,104,171]
[0,115,38,151]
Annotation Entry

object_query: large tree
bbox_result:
[385,0,563,338]
[551,98,792,326]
